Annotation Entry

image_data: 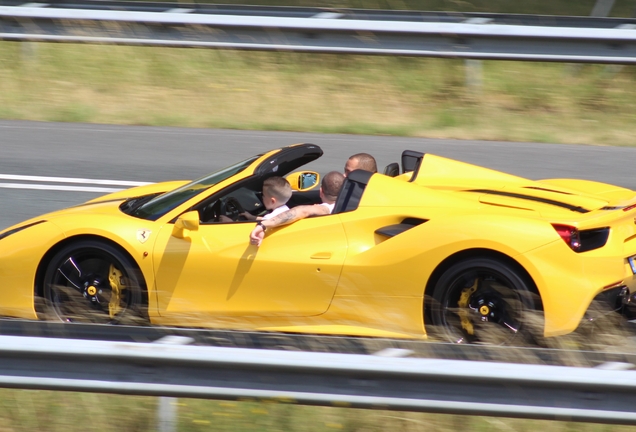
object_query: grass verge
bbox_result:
[1,42,635,146]
[0,389,634,432]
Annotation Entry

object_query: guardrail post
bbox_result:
[20,42,37,62]
[154,336,194,432]
[462,18,492,93]
[157,397,178,432]
[591,0,616,17]
[465,59,483,93]
[592,0,621,76]
[568,0,617,76]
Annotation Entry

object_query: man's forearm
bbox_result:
[250,204,329,247]
[261,205,330,229]
[261,206,308,228]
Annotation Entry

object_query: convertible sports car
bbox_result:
[1,143,636,344]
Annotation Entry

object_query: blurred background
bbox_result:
[1,0,635,146]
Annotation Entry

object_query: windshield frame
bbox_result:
[130,156,260,221]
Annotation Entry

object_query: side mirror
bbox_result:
[172,210,200,238]
[286,171,320,192]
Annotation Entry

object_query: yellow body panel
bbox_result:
[0,221,64,318]
[1,145,635,341]
[151,216,347,317]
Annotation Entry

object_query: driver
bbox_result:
[344,153,377,177]
[241,176,292,221]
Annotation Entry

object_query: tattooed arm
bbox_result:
[249,204,331,247]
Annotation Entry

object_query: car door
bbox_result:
[151,214,348,318]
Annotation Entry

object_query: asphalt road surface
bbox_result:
[2,119,636,230]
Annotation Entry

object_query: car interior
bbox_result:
[192,175,322,224]
[191,149,425,224]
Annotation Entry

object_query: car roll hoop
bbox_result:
[401,150,425,182]
[333,169,373,214]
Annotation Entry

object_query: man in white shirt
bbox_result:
[249,171,345,247]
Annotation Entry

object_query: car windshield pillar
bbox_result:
[131,156,260,221]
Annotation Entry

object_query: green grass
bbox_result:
[1,42,635,146]
[0,389,635,432]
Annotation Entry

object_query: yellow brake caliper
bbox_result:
[108,264,123,319]
[457,278,478,335]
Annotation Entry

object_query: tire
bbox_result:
[41,240,147,324]
[428,257,540,345]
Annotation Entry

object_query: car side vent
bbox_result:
[468,189,589,213]
[579,227,610,253]
[523,186,572,195]
[375,218,427,238]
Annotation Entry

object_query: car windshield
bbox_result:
[130,156,260,220]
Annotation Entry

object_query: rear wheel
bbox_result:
[428,257,540,345]
[41,240,147,324]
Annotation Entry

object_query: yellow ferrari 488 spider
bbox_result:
[1,143,636,344]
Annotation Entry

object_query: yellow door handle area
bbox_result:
[310,252,332,259]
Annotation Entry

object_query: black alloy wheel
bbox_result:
[429,257,540,345]
[41,240,147,324]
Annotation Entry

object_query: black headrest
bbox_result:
[384,162,400,177]
[332,170,373,214]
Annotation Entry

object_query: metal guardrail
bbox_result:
[1,334,636,425]
[0,0,633,27]
[3,318,636,368]
[1,1,636,63]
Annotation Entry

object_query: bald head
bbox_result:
[321,171,345,203]
[345,153,377,177]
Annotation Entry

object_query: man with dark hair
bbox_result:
[319,170,345,205]
[249,171,345,247]
[344,153,377,177]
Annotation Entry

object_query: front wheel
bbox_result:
[41,240,147,324]
[428,257,541,345]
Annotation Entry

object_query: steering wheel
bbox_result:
[220,197,245,221]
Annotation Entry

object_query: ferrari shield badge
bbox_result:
[137,229,152,244]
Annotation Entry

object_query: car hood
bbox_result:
[1,181,188,232]
[84,180,190,204]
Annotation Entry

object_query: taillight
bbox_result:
[552,224,610,252]
[552,224,581,251]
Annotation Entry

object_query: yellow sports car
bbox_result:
[1,143,635,344]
